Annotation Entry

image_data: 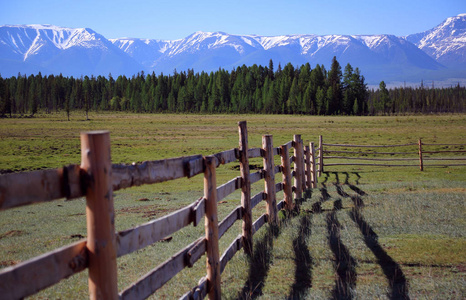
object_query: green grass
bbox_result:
[0,112,465,299]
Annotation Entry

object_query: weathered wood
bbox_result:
[275,182,283,192]
[422,143,466,146]
[419,139,424,171]
[249,170,263,184]
[274,165,281,175]
[294,135,304,200]
[323,142,417,147]
[80,131,118,300]
[280,143,293,211]
[193,197,206,227]
[263,135,278,225]
[0,164,83,211]
[218,206,242,239]
[239,121,253,256]
[119,237,206,300]
[187,155,205,178]
[305,145,311,189]
[0,240,88,299]
[251,192,265,209]
[310,142,317,188]
[277,200,285,211]
[186,237,207,268]
[111,154,204,191]
[220,235,243,274]
[318,135,323,177]
[216,176,241,203]
[272,147,280,156]
[117,199,203,257]
[213,149,239,167]
[283,141,293,149]
[422,150,466,153]
[423,157,466,161]
[248,147,262,158]
[324,150,415,155]
[180,277,208,300]
[204,156,221,300]
[252,214,268,234]
[324,163,420,167]
[423,163,466,167]
[324,156,419,161]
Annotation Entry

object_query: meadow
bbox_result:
[0,112,465,299]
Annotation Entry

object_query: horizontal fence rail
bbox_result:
[0,121,318,300]
[317,135,466,173]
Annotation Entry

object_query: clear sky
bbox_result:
[1,0,465,40]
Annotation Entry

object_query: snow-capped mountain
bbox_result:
[1,14,465,85]
[0,24,142,77]
[110,32,443,83]
[406,14,466,68]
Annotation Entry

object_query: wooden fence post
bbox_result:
[204,156,221,300]
[238,121,252,256]
[263,135,278,224]
[280,142,293,211]
[80,131,118,300]
[293,135,304,200]
[318,135,323,177]
[305,144,311,190]
[310,142,317,188]
[418,138,424,171]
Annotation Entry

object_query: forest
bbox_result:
[0,57,465,118]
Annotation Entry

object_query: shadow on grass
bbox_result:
[349,207,410,300]
[326,172,367,197]
[327,205,357,300]
[238,223,280,299]
[287,213,313,299]
[320,183,332,201]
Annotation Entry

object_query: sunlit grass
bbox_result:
[0,112,465,298]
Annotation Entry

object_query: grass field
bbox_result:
[0,112,465,299]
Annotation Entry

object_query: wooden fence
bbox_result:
[317,135,466,174]
[0,121,318,300]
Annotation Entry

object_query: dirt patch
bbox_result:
[117,205,174,219]
[0,230,25,240]
[0,260,21,267]
[453,264,466,273]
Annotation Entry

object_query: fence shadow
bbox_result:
[327,206,357,300]
[320,183,332,201]
[287,213,313,299]
[349,207,409,300]
[238,223,281,299]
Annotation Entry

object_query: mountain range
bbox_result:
[1,14,465,85]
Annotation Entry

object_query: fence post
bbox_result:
[305,144,311,190]
[418,138,424,171]
[238,121,252,256]
[263,135,278,224]
[318,135,323,177]
[80,131,118,300]
[280,142,294,211]
[293,135,304,200]
[310,142,317,188]
[204,156,221,300]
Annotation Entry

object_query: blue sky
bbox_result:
[1,0,465,40]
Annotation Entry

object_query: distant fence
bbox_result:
[317,135,466,175]
[0,121,318,300]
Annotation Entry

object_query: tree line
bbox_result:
[0,57,464,118]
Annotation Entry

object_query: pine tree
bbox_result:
[327,56,343,114]
[316,86,326,115]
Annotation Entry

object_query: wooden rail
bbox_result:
[318,135,466,172]
[0,121,318,300]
